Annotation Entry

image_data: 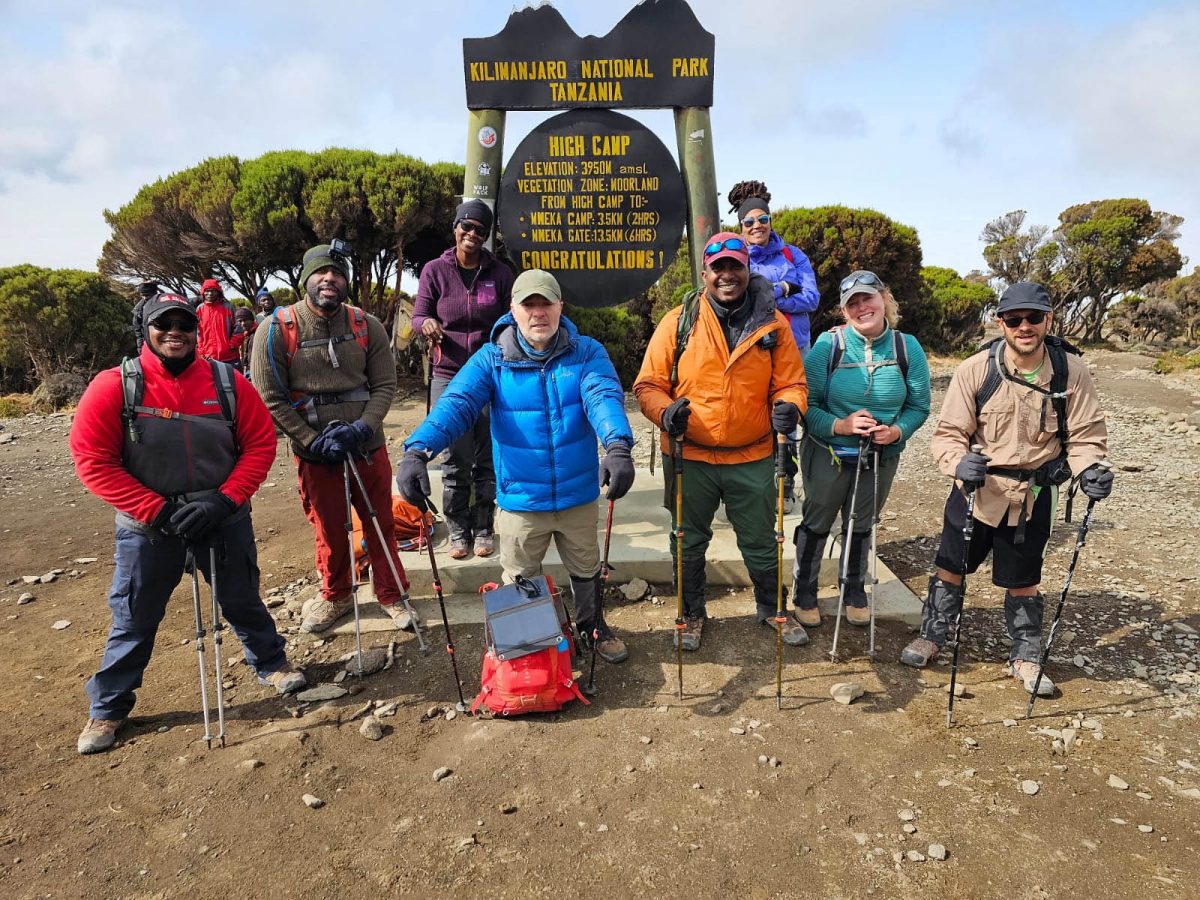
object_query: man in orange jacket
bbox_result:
[634,233,808,651]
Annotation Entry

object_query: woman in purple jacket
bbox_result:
[412,199,514,558]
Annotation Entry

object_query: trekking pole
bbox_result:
[947,444,988,727]
[773,433,787,710]
[673,437,685,701]
[345,457,429,653]
[187,547,214,749]
[207,545,227,748]
[868,446,881,660]
[649,427,657,476]
[830,437,870,662]
[587,498,615,696]
[423,499,468,712]
[342,461,366,676]
[1026,460,1111,718]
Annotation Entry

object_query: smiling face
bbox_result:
[148,314,198,360]
[842,290,888,338]
[511,295,562,351]
[702,257,750,304]
[455,218,488,259]
[740,207,771,247]
[999,308,1052,361]
[304,265,349,315]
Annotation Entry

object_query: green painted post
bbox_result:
[463,109,507,251]
[673,106,720,287]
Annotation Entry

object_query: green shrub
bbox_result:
[1153,350,1200,374]
[564,304,646,389]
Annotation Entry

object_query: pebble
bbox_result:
[239,759,263,770]
[964,737,979,749]
[596,824,609,833]
[295,684,348,702]
[301,794,324,809]
[51,619,71,630]
[897,809,916,822]
[902,823,918,834]
[73,557,98,564]
[433,767,453,782]
[906,850,926,863]
[1003,718,1018,728]
[445,710,457,721]
[618,577,649,601]
[500,802,518,814]
[457,835,477,849]
[1021,780,1041,795]
[943,682,967,697]
[729,727,746,735]
[640,736,652,745]
[830,682,864,705]
[1108,775,1130,791]
[39,573,56,584]
[927,843,948,861]
[21,575,39,584]
[1138,824,1154,833]
[17,593,33,605]
[359,716,384,741]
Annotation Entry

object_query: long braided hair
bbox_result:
[727,180,771,215]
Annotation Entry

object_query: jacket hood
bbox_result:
[491,311,580,361]
[748,231,785,260]
[200,278,224,298]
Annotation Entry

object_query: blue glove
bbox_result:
[309,423,354,463]
[1080,464,1113,501]
[170,493,236,542]
[396,450,432,511]
[348,419,373,447]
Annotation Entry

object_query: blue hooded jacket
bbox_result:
[404,313,634,513]
[748,232,820,353]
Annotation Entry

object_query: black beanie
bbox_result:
[737,196,771,220]
[454,199,493,230]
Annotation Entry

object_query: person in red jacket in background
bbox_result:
[196,278,245,366]
[70,293,305,755]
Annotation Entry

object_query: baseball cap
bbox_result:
[995,281,1053,315]
[512,269,562,304]
[143,293,198,325]
[702,231,749,267]
[839,270,886,306]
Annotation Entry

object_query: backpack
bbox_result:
[974,334,1079,452]
[266,304,372,424]
[470,575,589,716]
[391,296,418,354]
[351,495,436,580]
[120,356,237,445]
[822,325,910,407]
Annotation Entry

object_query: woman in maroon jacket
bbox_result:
[412,199,513,558]
[70,293,305,755]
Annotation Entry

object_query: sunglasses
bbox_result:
[840,271,884,293]
[741,214,770,227]
[151,317,197,333]
[999,311,1047,328]
[457,220,490,237]
[703,237,748,257]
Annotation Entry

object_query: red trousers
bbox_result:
[296,446,409,604]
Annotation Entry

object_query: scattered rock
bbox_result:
[17,593,34,605]
[500,802,518,814]
[51,619,71,630]
[345,647,389,676]
[897,809,916,822]
[902,823,918,834]
[238,759,263,770]
[1021,780,1041,796]
[963,737,979,749]
[445,710,457,721]
[21,575,39,585]
[359,716,384,741]
[729,727,746,735]
[433,766,453,782]
[830,682,864,705]
[927,843,948,861]
[1003,718,1018,728]
[639,736,652,745]
[457,835,477,849]
[596,824,609,833]
[74,557,98,565]
[295,684,348,702]
[39,573,56,584]
[943,682,967,697]
[906,850,926,863]
[618,577,649,601]
[1108,775,1130,791]
[301,794,324,809]
[1137,824,1154,834]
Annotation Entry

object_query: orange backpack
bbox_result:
[352,495,436,580]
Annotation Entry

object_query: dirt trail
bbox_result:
[0,352,1197,899]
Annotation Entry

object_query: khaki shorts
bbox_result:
[497,501,601,582]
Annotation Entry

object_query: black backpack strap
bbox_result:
[822,326,846,408]
[208,359,238,426]
[120,357,144,444]
[893,330,909,380]
[669,290,702,389]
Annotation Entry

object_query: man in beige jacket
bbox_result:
[900,282,1112,697]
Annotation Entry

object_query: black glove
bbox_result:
[771,400,800,435]
[1080,464,1113,501]
[396,450,432,511]
[348,419,373,447]
[308,423,355,463]
[600,443,635,501]
[954,451,989,489]
[151,498,184,535]
[661,397,691,438]
[170,493,236,542]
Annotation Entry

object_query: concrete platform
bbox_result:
[330,466,920,636]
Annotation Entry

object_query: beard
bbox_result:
[306,280,347,310]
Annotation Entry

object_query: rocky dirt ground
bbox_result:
[0,349,1197,899]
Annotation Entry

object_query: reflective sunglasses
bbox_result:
[703,237,748,257]
[150,317,197,333]
[999,311,1047,328]
[840,271,884,293]
[741,214,770,227]
[456,219,490,237]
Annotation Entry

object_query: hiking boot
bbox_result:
[77,717,124,755]
[448,535,471,560]
[258,662,307,695]
[579,618,628,664]
[1010,659,1055,697]
[381,598,420,631]
[473,531,494,557]
[759,607,809,647]
[845,603,871,627]
[796,606,822,628]
[672,615,705,652]
[900,637,942,668]
[301,596,354,633]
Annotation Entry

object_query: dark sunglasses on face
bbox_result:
[151,318,197,333]
[840,271,884,293]
[703,237,748,257]
[457,220,490,237]
[741,214,770,227]
[1000,311,1047,328]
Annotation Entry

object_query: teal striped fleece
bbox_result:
[802,325,931,458]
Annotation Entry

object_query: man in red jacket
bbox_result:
[70,293,305,755]
[196,278,245,365]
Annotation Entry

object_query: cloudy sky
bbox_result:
[3,0,1197,281]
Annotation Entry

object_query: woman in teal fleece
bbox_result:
[792,271,931,631]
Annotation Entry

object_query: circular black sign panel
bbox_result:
[499,109,685,307]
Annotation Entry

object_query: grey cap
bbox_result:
[996,281,1053,315]
[512,269,562,304]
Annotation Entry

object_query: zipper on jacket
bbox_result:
[539,365,557,508]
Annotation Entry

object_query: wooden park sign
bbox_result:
[461,0,719,307]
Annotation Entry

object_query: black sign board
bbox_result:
[499,109,685,308]
[463,0,715,110]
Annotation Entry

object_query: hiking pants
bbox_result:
[797,435,900,536]
[86,514,287,720]
[295,445,409,605]
[431,376,496,539]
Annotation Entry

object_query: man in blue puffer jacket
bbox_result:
[397,270,636,664]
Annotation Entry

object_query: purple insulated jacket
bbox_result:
[413,247,514,380]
